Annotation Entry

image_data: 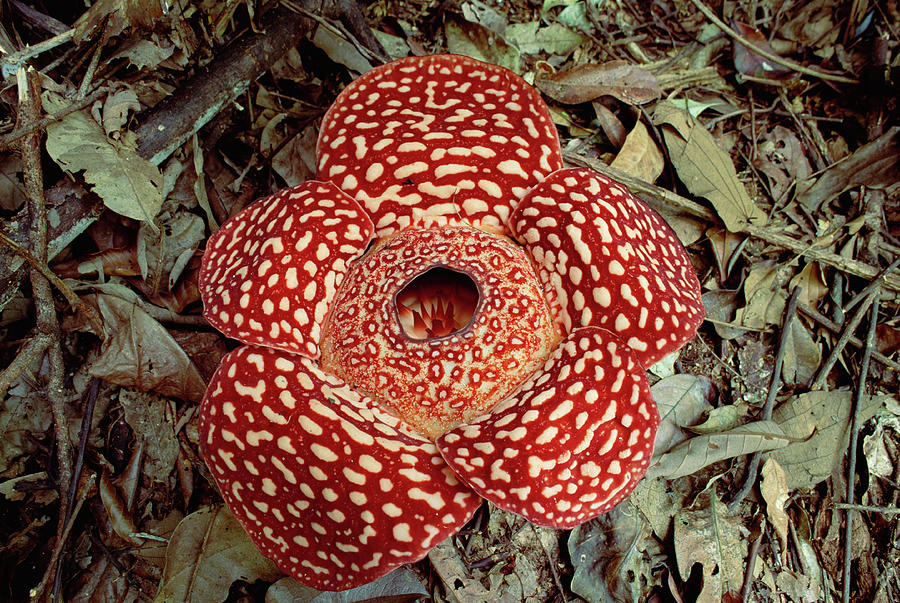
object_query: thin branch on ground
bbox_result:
[798,302,900,372]
[0,88,106,152]
[728,286,802,512]
[834,503,900,515]
[809,282,885,391]
[686,0,858,84]
[16,66,74,602]
[842,291,880,603]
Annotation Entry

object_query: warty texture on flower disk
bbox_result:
[198,53,705,591]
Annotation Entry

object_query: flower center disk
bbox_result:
[320,226,561,439]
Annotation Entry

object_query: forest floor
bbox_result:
[0,0,898,601]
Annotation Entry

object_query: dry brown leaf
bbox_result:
[569,501,660,602]
[592,101,626,147]
[651,374,716,456]
[81,288,206,402]
[781,317,821,387]
[654,101,768,232]
[789,263,829,309]
[674,491,745,603]
[645,420,791,480]
[760,458,790,555]
[155,505,281,603]
[609,121,664,182]
[119,390,180,482]
[734,262,788,329]
[796,126,900,212]
[771,392,891,490]
[536,61,660,105]
[43,90,164,229]
[707,227,744,282]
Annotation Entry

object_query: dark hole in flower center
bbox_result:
[396,267,479,340]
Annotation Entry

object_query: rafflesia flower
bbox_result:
[198,54,704,591]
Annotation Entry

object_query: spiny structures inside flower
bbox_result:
[395,267,479,339]
[197,53,705,591]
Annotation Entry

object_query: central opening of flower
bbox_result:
[396,267,479,339]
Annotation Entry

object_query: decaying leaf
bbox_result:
[569,501,661,603]
[610,120,665,182]
[119,389,180,482]
[80,287,206,402]
[731,21,794,79]
[535,61,660,105]
[760,458,790,554]
[689,405,742,434]
[654,101,768,232]
[796,126,900,212]
[645,420,792,480]
[43,91,164,228]
[788,263,829,309]
[780,317,821,387]
[674,491,746,602]
[651,374,716,456]
[155,505,281,602]
[444,13,520,73]
[505,22,586,56]
[734,262,789,329]
[771,392,892,490]
[701,289,745,340]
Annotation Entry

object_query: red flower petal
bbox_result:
[437,327,656,529]
[317,55,563,236]
[200,345,480,590]
[511,168,705,366]
[199,181,374,358]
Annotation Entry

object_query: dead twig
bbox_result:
[686,0,858,84]
[13,66,75,603]
[797,302,900,372]
[808,270,891,391]
[834,503,900,515]
[0,228,103,335]
[0,88,106,152]
[134,3,313,164]
[50,378,99,602]
[842,291,879,603]
[728,286,802,511]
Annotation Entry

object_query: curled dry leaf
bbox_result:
[609,120,665,183]
[760,458,790,555]
[780,317,821,387]
[654,101,768,233]
[731,21,794,79]
[536,60,661,105]
[81,291,206,402]
[156,505,282,603]
[674,491,746,603]
[100,86,141,137]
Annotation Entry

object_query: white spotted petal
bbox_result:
[436,327,657,529]
[200,345,480,590]
[316,54,563,237]
[199,181,374,359]
[511,167,705,367]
